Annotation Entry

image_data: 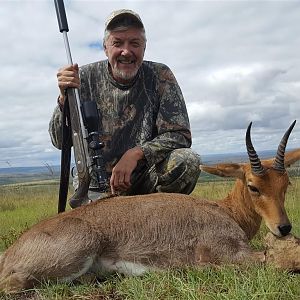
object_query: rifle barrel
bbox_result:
[54,0,87,141]
[54,0,69,32]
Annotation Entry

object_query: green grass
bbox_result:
[0,178,299,299]
[0,183,59,250]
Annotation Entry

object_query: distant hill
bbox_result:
[0,165,60,185]
[200,149,278,165]
[0,149,298,185]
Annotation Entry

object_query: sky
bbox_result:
[0,0,300,168]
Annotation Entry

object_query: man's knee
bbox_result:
[169,148,201,168]
[157,148,201,194]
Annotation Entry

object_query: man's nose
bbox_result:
[120,44,131,56]
[121,48,130,56]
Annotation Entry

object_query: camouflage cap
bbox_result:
[104,9,144,31]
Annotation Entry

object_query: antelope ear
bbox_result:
[284,148,300,168]
[200,163,244,179]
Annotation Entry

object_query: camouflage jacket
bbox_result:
[49,60,191,174]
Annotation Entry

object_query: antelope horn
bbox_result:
[273,120,297,172]
[246,122,265,175]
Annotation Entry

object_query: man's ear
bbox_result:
[103,42,108,57]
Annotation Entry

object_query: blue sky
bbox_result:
[0,0,300,168]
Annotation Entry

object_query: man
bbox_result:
[49,9,201,206]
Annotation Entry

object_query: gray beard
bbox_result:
[113,68,138,81]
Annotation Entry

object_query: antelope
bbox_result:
[1,122,300,293]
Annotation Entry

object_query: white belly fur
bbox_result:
[95,258,152,276]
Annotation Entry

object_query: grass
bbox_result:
[0,177,300,299]
[0,183,59,251]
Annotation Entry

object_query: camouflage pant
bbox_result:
[74,148,201,200]
[126,148,201,195]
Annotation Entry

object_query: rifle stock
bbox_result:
[66,88,91,209]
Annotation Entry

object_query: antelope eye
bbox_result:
[248,184,260,194]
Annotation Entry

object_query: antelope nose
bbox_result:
[278,224,292,236]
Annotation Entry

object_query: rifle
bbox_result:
[54,0,109,213]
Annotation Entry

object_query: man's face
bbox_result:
[104,28,146,84]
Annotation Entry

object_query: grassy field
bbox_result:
[0,177,300,299]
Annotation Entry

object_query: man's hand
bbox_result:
[110,147,144,194]
[57,64,80,107]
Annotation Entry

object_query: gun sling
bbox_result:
[58,95,72,213]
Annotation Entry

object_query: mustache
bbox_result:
[117,56,135,63]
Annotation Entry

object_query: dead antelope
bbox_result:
[1,122,300,293]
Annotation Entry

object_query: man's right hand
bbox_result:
[110,147,145,195]
[57,64,80,107]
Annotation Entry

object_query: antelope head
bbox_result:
[201,121,300,238]
[244,120,297,237]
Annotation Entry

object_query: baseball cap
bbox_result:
[105,9,144,31]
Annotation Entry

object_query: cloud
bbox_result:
[0,0,299,167]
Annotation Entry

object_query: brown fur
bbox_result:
[265,233,300,272]
[1,148,300,293]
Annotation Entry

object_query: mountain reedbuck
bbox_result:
[1,122,300,293]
